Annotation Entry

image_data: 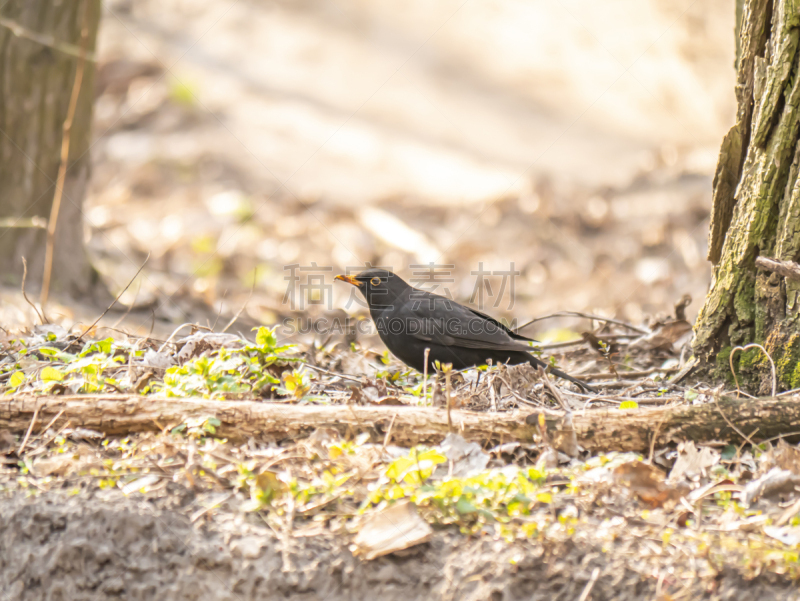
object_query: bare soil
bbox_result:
[3,491,799,601]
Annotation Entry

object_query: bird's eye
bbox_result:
[370,277,381,286]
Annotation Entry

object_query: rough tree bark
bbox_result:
[694,0,800,391]
[0,0,103,299]
[4,394,800,453]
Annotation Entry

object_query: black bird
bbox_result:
[335,268,593,391]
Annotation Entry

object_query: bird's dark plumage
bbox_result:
[335,268,593,392]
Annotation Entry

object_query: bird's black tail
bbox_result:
[528,355,595,393]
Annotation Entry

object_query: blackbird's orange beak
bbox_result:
[334,274,362,287]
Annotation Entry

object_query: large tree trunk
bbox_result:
[0,0,104,300]
[694,0,800,392]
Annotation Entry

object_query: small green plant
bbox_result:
[158,326,300,399]
[1,327,300,401]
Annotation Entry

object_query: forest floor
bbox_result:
[3,316,800,600]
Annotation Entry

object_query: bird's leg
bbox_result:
[445,368,453,432]
[422,347,430,406]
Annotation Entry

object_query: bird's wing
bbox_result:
[395,292,534,352]
[465,306,538,343]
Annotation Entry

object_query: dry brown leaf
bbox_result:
[440,433,489,477]
[33,454,77,477]
[687,480,741,502]
[370,396,407,406]
[764,525,800,546]
[775,496,800,527]
[629,320,691,351]
[667,441,720,483]
[352,501,432,560]
[613,461,689,508]
[0,430,15,454]
[530,412,579,458]
[742,468,800,506]
[775,440,800,476]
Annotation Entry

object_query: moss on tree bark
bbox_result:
[695,0,800,392]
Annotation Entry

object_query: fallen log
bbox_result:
[2,394,800,453]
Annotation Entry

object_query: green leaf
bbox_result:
[80,337,113,357]
[254,326,277,350]
[82,364,100,377]
[40,366,64,382]
[618,401,638,410]
[9,371,25,388]
[456,496,479,514]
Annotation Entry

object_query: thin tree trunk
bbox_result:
[0,0,103,299]
[694,0,800,391]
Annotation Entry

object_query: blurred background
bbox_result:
[7,0,737,341]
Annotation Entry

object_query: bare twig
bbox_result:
[729,343,776,398]
[110,280,141,330]
[577,567,600,601]
[29,418,71,456]
[539,334,633,350]
[21,257,45,325]
[496,375,542,408]
[147,309,156,342]
[582,368,679,381]
[603,353,620,381]
[759,431,800,446]
[538,367,570,412]
[37,410,66,438]
[648,411,668,464]
[734,428,759,464]
[301,363,363,384]
[516,311,648,335]
[210,289,227,331]
[41,1,92,311]
[76,253,150,343]
[17,403,40,455]
[756,256,800,281]
[587,380,663,390]
[0,16,97,61]
[157,323,212,353]
[713,389,757,448]
[383,412,398,447]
